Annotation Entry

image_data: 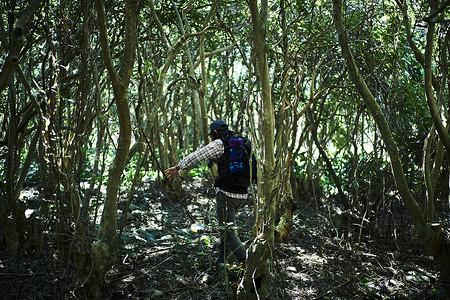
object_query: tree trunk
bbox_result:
[0,0,42,93]
[0,0,42,260]
[332,0,450,282]
[237,0,278,298]
[308,109,350,211]
[273,0,295,244]
[77,0,138,297]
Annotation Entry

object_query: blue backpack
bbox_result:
[228,137,246,175]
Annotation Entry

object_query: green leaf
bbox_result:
[200,235,211,244]
[137,229,158,244]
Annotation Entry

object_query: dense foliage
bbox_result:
[1,0,449,298]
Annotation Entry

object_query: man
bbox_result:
[164,120,251,267]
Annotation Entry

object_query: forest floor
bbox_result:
[2,176,450,299]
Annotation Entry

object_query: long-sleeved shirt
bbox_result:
[178,139,248,199]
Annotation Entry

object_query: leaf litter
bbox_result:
[1,177,449,299]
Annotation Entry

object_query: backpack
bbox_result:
[228,137,247,175]
[215,134,252,193]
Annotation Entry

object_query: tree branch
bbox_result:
[396,0,440,90]
[95,0,121,88]
[423,0,450,22]
[0,0,42,92]
[424,4,450,153]
[332,0,427,233]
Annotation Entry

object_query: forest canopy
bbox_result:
[1,0,450,299]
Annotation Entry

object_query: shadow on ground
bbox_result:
[1,177,449,299]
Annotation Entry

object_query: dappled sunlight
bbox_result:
[299,252,328,266]
[99,177,443,299]
[3,176,446,299]
[273,213,443,299]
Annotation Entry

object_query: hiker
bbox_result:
[164,120,253,267]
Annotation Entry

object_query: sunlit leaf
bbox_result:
[190,223,205,232]
[200,235,211,244]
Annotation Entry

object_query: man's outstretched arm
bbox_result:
[164,139,224,178]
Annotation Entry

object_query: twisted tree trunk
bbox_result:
[237,0,278,298]
[76,0,138,298]
[332,0,450,282]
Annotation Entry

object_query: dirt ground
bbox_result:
[1,177,450,299]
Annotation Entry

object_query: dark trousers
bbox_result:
[216,191,247,264]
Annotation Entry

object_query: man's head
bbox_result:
[209,120,228,139]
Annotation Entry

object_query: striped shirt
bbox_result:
[178,139,248,199]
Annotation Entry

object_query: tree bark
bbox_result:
[78,0,138,297]
[237,0,277,298]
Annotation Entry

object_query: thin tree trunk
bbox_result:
[0,0,42,259]
[423,0,450,153]
[238,0,277,298]
[78,0,138,297]
[332,0,450,282]
[274,0,295,243]
[171,0,205,146]
[308,109,350,211]
[0,0,42,92]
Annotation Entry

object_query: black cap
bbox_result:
[209,120,228,136]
